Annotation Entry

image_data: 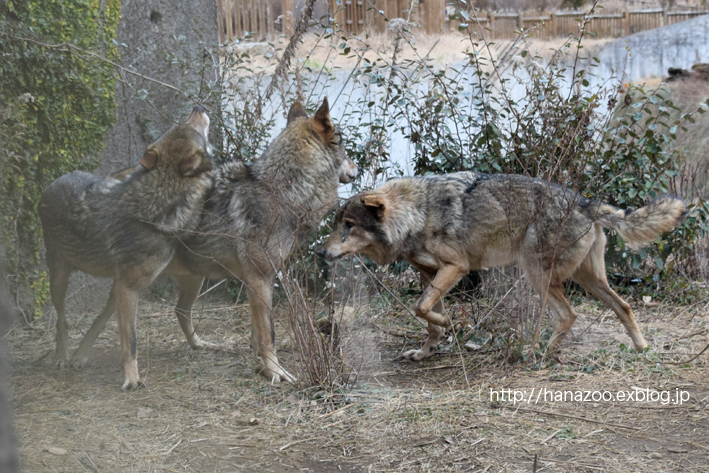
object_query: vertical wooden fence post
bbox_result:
[235,0,243,38]
[250,0,258,36]
[488,11,495,39]
[330,0,347,32]
[283,0,294,37]
[373,0,386,33]
[259,0,267,40]
[224,0,234,41]
[516,12,522,33]
[424,0,445,34]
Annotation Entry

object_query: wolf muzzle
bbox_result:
[316,246,344,261]
[315,246,328,260]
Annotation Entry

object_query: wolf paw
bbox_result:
[256,365,296,384]
[54,351,69,369]
[69,355,89,369]
[121,378,147,391]
[277,369,296,385]
[402,349,430,361]
[189,336,219,350]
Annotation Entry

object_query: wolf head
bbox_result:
[139,105,214,178]
[317,193,392,265]
[282,98,358,184]
[338,155,358,184]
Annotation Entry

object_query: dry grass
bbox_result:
[228,31,613,75]
[8,286,709,472]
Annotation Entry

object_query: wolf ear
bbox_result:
[362,194,387,220]
[140,149,159,170]
[287,102,308,125]
[313,97,333,134]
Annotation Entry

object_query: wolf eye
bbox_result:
[344,220,354,229]
[332,130,342,145]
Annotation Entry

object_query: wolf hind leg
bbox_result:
[572,237,647,351]
[544,284,579,352]
[246,277,295,384]
[520,258,579,353]
[48,260,72,369]
[70,284,117,368]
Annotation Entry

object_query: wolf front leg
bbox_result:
[404,265,467,361]
[246,277,295,384]
[114,281,145,390]
[403,323,446,361]
[48,262,71,369]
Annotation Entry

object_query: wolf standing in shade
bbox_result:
[39,107,214,389]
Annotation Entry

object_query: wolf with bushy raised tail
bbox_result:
[318,172,686,359]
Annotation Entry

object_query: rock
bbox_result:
[465,341,483,351]
[286,394,299,405]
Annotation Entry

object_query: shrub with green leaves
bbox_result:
[0,0,120,316]
[331,27,708,289]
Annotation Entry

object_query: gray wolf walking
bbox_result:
[66,98,355,383]
[318,172,686,359]
[39,107,214,389]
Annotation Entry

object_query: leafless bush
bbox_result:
[276,251,373,391]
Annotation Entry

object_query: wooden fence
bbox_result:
[217,0,709,42]
[327,0,446,35]
[450,8,709,40]
[218,0,282,42]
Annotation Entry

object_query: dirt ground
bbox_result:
[8,287,709,472]
[228,31,614,78]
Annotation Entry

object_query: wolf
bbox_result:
[318,172,686,360]
[39,107,214,389]
[65,98,356,383]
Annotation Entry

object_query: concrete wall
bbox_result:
[64,0,220,316]
[595,14,709,83]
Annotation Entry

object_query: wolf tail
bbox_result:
[588,196,687,250]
